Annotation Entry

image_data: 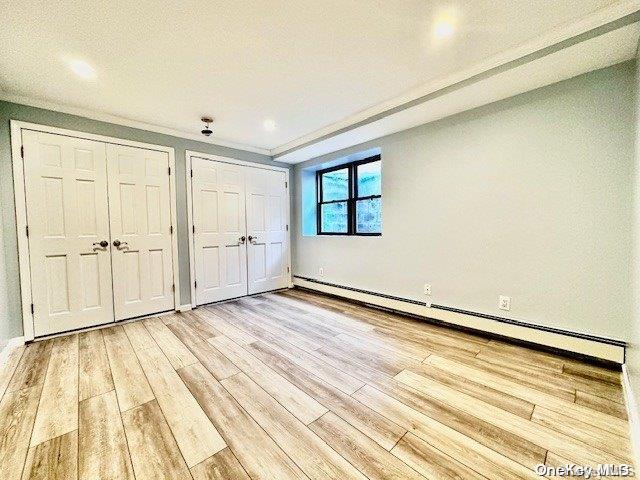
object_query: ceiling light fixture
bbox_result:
[201,117,214,136]
[68,59,96,79]
[433,14,455,40]
[263,119,276,131]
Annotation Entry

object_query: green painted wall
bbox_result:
[292,61,635,342]
[0,100,288,345]
[627,46,640,456]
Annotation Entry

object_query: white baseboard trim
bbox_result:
[177,304,193,312]
[622,365,639,469]
[292,277,624,363]
[0,336,25,367]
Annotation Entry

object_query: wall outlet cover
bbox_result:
[424,284,432,295]
[319,267,324,276]
[499,295,511,311]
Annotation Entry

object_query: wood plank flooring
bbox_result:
[0,289,632,479]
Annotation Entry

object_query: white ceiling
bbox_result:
[0,1,637,157]
[276,23,639,163]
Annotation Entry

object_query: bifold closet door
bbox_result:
[246,167,289,294]
[192,158,248,305]
[23,130,114,336]
[107,144,175,320]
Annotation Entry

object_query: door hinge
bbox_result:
[21,145,24,158]
[170,225,173,234]
[286,224,289,231]
[168,166,171,175]
[194,280,197,289]
[190,169,193,178]
[287,266,290,273]
[172,284,175,292]
[30,303,34,314]
[192,225,195,234]
[285,181,288,188]
[25,225,29,237]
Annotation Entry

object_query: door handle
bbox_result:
[238,236,246,245]
[248,235,257,244]
[113,239,129,250]
[92,240,109,250]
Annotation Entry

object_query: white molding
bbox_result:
[0,336,25,369]
[185,152,197,309]
[11,120,181,340]
[186,150,290,174]
[14,120,177,154]
[622,364,640,469]
[11,122,35,341]
[272,1,640,158]
[185,150,292,308]
[0,92,271,155]
[167,151,181,312]
[292,277,625,363]
[178,304,193,312]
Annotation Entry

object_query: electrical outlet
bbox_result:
[498,295,511,311]
[424,284,432,295]
[319,267,324,277]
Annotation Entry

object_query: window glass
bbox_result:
[316,155,382,235]
[321,202,348,233]
[356,198,381,233]
[356,160,381,197]
[321,168,349,201]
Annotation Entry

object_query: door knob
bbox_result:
[238,236,246,245]
[113,239,129,249]
[248,235,257,244]
[92,240,108,249]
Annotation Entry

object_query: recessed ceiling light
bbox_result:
[433,14,455,40]
[263,119,277,131]
[68,59,96,79]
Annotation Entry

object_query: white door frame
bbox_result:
[185,150,292,308]
[10,120,181,341]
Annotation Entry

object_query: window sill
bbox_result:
[316,233,382,237]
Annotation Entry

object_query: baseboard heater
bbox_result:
[292,275,626,365]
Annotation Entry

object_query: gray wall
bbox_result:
[0,180,7,349]
[0,100,288,344]
[292,61,635,341]
[628,47,640,430]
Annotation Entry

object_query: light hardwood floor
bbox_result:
[0,289,632,479]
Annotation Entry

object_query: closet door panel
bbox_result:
[192,158,247,305]
[23,130,114,336]
[246,168,288,294]
[107,145,174,320]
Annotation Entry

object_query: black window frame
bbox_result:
[316,154,381,236]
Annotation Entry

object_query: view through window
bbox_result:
[316,155,381,235]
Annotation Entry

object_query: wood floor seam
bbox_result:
[120,326,197,474]
[110,378,140,480]
[177,364,304,479]
[0,346,26,403]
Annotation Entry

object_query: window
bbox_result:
[316,155,381,235]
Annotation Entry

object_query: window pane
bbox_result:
[321,202,348,233]
[356,198,381,233]
[356,160,381,197]
[322,168,349,201]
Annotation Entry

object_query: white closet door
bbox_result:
[192,158,248,304]
[23,130,114,336]
[107,144,174,320]
[246,167,289,294]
